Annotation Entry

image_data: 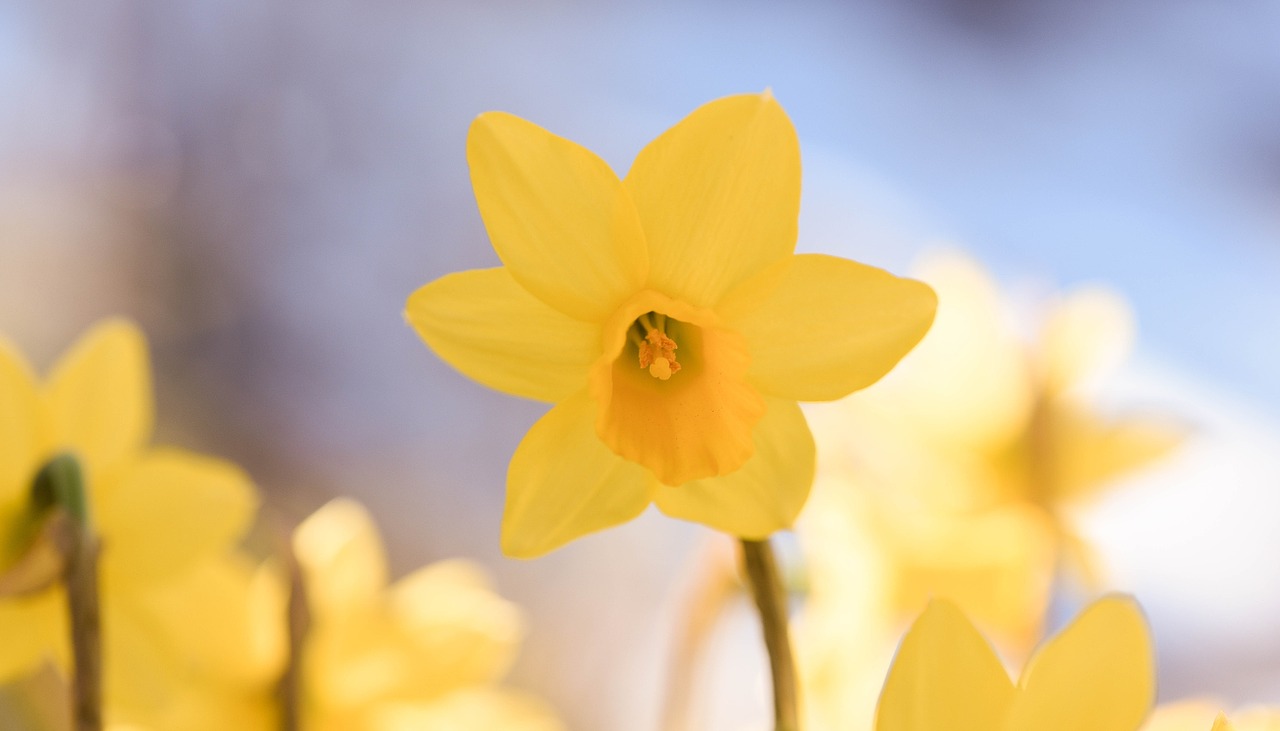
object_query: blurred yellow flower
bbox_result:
[292,498,563,731]
[104,553,286,730]
[800,251,1179,654]
[811,250,1179,559]
[0,320,260,710]
[876,595,1154,731]
[406,92,936,556]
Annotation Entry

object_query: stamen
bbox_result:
[633,312,681,380]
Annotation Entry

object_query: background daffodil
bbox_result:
[406,92,936,557]
[291,498,564,731]
[0,320,259,713]
[876,595,1155,731]
[802,251,1181,616]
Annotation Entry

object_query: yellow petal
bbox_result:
[405,267,602,402]
[653,398,813,537]
[503,391,654,558]
[137,555,287,687]
[879,503,1056,652]
[468,112,648,322]
[858,251,1034,454]
[1051,405,1182,501]
[0,336,39,504]
[293,498,389,619]
[1230,709,1280,730]
[44,319,153,481]
[1211,713,1235,731]
[98,448,257,587]
[0,590,67,682]
[368,689,565,731]
[875,599,1015,731]
[1006,595,1154,731]
[389,559,524,694]
[722,254,937,402]
[625,92,800,308]
[1142,701,1223,731]
[1041,286,1134,394]
[591,290,765,486]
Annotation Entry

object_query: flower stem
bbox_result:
[33,455,100,731]
[740,537,799,731]
[278,523,310,731]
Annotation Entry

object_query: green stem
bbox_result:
[33,455,100,731]
[740,537,799,731]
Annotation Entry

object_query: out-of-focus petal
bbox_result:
[44,319,153,481]
[1006,595,1154,731]
[653,398,814,538]
[137,556,287,688]
[468,112,648,322]
[368,688,565,731]
[1041,286,1134,395]
[625,92,799,308]
[875,599,1014,731]
[293,498,389,620]
[859,251,1033,455]
[1051,406,1183,501]
[721,254,936,402]
[503,392,653,558]
[0,590,67,682]
[878,503,1056,652]
[405,267,602,402]
[99,449,257,587]
[389,559,524,694]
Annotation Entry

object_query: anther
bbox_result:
[635,314,680,380]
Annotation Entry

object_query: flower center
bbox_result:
[631,313,681,381]
[589,290,765,486]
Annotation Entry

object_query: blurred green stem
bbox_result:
[33,455,100,731]
[740,537,799,731]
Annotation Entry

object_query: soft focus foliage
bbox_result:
[0,320,267,727]
[406,92,936,557]
[292,498,563,731]
[875,596,1155,731]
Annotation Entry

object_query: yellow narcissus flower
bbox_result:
[406,92,936,557]
[800,252,1180,661]
[876,595,1155,731]
[0,320,260,705]
[293,498,563,731]
[814,250,1180,555]
[105,553,286,730]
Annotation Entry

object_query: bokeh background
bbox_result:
[2,1,1279,729]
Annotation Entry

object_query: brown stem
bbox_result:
[65,531,101,731]
[740,538,799,731]
[278,525,310,731]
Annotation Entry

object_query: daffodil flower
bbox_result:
[406,92,936,557]
[876,595,1155,731]
[0,321,259,704]
[292,499,563,731]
